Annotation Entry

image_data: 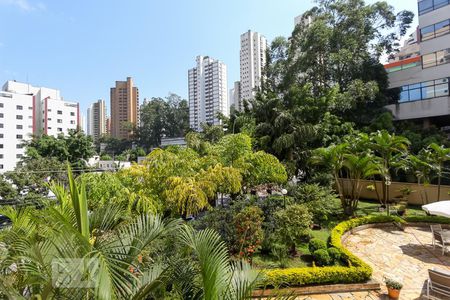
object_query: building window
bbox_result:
[0,165,3,170]
[0,124,3,128]
[70,120,76,124]
[0,144,3,149]
[0,154,3,159]
[0,113,3,118]
[28,106,33,110]
[0,134,3,138]
[57,110,62,115]
[16,154,22,159]
[0,103,3,108]
[16,115,23,120]
[16,134,23,139]
[16,125,22,129]
[57,119,62,123]
[16,105,23,110]
[16,144,23,149]
[420,19,450,41]
[418,0,450,15]
[57,128,63,132]
[70,112,75,116]
[398,77,449,102]
[422,49,450,69]
[48,109,51,112]
[48,118,52,121]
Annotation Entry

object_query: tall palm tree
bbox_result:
[428,143,450,201]
[369,130,410,208]
[342,154,381,215]
[310,143,349,208]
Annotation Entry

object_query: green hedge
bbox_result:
[261,215,405,287]
[404,215,450,224]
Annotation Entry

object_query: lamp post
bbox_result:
[281,188,288,208]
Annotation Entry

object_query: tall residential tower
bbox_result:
[188,56,228,131]
[110,77,139,140]
[87,99,106,142]
[238,30,267,110]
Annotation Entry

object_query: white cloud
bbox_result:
[0,0,46,12]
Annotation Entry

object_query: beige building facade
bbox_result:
[110,77,139,140]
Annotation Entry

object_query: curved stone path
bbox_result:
[342,225,450,299]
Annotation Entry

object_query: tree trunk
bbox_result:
[438,174,442,202]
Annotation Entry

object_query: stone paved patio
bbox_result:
[341,225,450,299]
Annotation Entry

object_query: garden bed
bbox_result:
[259,215,404,288]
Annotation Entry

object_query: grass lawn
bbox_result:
[254,198,427,269]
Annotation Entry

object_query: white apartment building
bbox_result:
[188,56,228,131]
[294,14,313,28]
[230,81,241,111]
[384,0,450,131]
[86,99,106,142]
[239,31,267,109]
[0,81,80,172]
[0,90,34,172]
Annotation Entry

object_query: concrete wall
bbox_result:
[340,178,450,205]
[386,95,450,120]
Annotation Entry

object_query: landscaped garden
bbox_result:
[2,0,450,298]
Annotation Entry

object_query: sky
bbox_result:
[0,0,418,115]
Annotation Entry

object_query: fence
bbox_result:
[340,178,450,205]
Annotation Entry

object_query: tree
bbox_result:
[342,154,381,215]
[310,143,349,208]
[274,204,312,255]
[233,206,264,262]
[138,94,189,150]
[243,151,288,187]
[23,129,95,168]
[428,143,450,202]
[369,130,410,208]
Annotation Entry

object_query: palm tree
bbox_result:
[342,154,381,215]
[310,143,349,208]
[369,130,410,208]
[428,143,450,201]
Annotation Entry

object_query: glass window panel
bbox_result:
[402,62,419,70]
[435,20,450,37]
[400,90,409,102]
[435,78,449,85]
[434,0,449,9]
[435,83,449,97]
[422,86,435,99]
[401,85,409,92]
[421,25,435,40]
[436,49,450,65]
[423,53,437,68]
[409,88,422,101]
[418,0,433,14]
[410,83,422,89]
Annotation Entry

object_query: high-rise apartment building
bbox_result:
[110,77,139,140]
[294,13,313,28]
[384,0,450,132]
[230,81,241,111]
[238,31,267,110]
[0,80,80,172]
[87,99,106,142]
[188,56,228,131]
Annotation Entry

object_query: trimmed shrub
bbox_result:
[308,238,327,254]
[261,215,404,287]
[313,249,331,266]
[404,215,450,224]
[327,247,341,263]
